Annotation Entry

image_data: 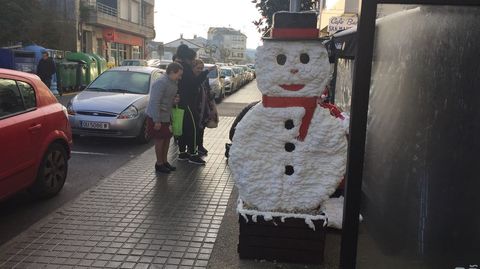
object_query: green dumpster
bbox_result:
[56,61,78,93]
[88,53,107,76]
[65,52,99,87]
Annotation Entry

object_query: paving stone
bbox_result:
[0,117,236,269]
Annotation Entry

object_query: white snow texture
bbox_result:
[229,40,348,212]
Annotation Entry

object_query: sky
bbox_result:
[153,0,263,49]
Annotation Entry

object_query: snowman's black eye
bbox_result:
[276,54,286,65]
[300,53,310,64]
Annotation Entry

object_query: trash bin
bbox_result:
[66,52,98,86]
[75,62,88,90]
[0,48,15,70]
[88,53,107,76]
[56,61,78,93]
[13,50,36,73]
[22,45,47,74]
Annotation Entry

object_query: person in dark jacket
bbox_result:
[193,59,218,157]
[175,45,213,165]
[36,51,56,89]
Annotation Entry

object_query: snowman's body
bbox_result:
[229,40,348,212]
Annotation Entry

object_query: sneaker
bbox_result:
[178,152,190,161]
[155,164,171,174]
[198,146,208,156]
[188,155,206,165]
[164,162,176,171]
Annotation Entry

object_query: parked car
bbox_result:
[220,67,240,94]
[155,60,172,70]
[238,65,255,82]
[204,64,225,102]
[120,59,148,66]
[0,69,72,201]
[67,66,163,143]
[232,66,247,87]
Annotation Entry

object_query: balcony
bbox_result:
[84,2,155,39]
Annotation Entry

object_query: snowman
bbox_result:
[229,12,348,213]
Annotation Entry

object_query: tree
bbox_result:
[0,0,74,49]
[251,0,318,36]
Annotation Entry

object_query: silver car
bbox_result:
[204,64,225,103]
[67,66,163,143]
[220,67,240,94]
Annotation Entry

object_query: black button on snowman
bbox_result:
[229,12,348,213]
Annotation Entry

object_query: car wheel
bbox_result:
[136,119,151,144]
[29,143,68,198]
[215,88,224,103]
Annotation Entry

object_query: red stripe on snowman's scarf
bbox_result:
[262,95,317,141]
[262,95,345,141]
[320,102,345,120]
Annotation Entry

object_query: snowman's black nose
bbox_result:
[290,69,299,74]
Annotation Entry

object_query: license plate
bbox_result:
[80,121,109,129]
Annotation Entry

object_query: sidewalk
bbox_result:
[0,105,341,268]
[0,118,235,269]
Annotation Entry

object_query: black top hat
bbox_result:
[264,11,320,40]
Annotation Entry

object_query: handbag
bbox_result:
[171,106,184,136]
[206,101,219,129]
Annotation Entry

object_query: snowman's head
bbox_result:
[256,40,331,97]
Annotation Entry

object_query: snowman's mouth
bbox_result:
[279,84,305,91]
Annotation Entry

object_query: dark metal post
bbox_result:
[339,0,377,268]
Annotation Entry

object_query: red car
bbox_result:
[0,69,72,201]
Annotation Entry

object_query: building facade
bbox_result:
[162,35,207,61]
[43,0,155,65]
[207,27,247,64]
[317,0,360,36]
[317,0,408,36]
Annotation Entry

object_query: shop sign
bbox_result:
[103,28,143,46]
[328,16,358,35]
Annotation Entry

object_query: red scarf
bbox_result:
[262,95,318,141]
[262,95,345,141]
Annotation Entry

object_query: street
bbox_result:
[0,80,261,246]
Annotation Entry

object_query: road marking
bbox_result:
[72,151,111,156]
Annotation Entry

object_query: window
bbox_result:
[132,46,140,59]
[87,71,151,94]
[0,79,33,118]
[120,0,128,20]
[17,81,36,110]
[207,68,218,79]
[131,1,139,23]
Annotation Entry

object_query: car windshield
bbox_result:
[207,69,218,78]
[122,61,136,66]
[221,69,232,77]
[86,71,151,94]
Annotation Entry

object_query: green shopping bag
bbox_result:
[171,106,184,136]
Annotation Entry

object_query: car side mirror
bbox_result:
[220,75,225,79]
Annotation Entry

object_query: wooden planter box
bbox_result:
[237,213,326,264]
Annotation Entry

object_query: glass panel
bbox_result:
[357,5,480,269]
[334,58,354,113]
[131,1,139,23]
[207,68,218,79]
[0,79,24,117]
[17,81,36,110]
[88,71,150,94]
